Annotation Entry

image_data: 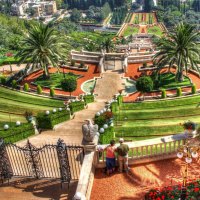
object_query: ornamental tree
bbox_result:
[136,76,153,100]
[61,76,77,96]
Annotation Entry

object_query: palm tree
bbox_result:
[16,23,67,78]
[153,22,200,82]
[101,38,114,53]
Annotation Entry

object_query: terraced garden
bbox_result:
[113,95,200,141]
[123,25,139,36]
[0,86,63,123]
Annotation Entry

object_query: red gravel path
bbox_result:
[22,64,100,97]
[123,64,200,102]
[91,158,200,200]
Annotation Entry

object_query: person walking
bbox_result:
[117,138,129,173]
[105,140,116,175]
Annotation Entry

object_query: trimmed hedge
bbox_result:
[12,80,17,88]
[176,87,182,97]
[111,102,119,113]
[192,84,196,94]
[161,89,166,99]
[37,85,42,94]
[0,76,7,85]
[69,101,85,114]
[0,123,35,143]
[24,83,29,92]
[36,109,70,129]
[83,95,94,104]
[99,126,114,144]
[50,87,55,97]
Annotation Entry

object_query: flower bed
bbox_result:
[145,180,200,200]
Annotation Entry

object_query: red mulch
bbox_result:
[123,64,200,102]
[91,158,200,200]
[21,64,100,97]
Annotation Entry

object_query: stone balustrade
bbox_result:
[95,133,187,168]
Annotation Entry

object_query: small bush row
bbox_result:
[69,101,85,114]
[83,94,94,104]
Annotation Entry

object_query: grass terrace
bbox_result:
[156,73,191,89]
[148,26,163,37]
[113,95,200,141]
[0,86,63,122]
[123,25,139,36]
[34,72,80,88]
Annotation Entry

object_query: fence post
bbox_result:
[0,138,13,180]
[56,138,71,188]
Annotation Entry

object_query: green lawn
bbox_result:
[123,26,139,36]
[148,26,163,36]
[0,86,64,123]
[157,73,191,89]
[34,73,80,88]
[113,95,200,141]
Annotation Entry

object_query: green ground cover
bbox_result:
[34,73,80,88]
[157,73,191,89]
[123,26,139,36]
[148,26,163,36]
[0,86,63,122]
[113,95,200,141]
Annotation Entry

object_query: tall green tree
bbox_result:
[153,22,200,82]
[16,23,67,78]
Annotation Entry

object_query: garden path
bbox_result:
[17,70,123,146]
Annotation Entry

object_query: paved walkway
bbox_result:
[91,158,200,200]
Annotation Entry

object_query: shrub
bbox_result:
[11,80,17,88]
[176,87,182,97]
[61,76,77,96]
[99,127,114,144]
[111,102,119,113]
[37,85,42,94]
[69,101,85,114]
[23,83,29,92]
[0,123,34,143]
[161,89,166,98]
[95,115,107,127]
[50,87,55,97]
[191,84,196,94]
[143,62,147,68]
[71,60,75,66]
[117,95,123,105]
[83,95,94,104]
[36,110,70,129]
[136,76,154,94]
[0,76,7,85]
[79,61,85,68]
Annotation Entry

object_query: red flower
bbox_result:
[156,197,161,200]
[171,196,174,199]
[161,195,165,200]
[5,52,13,57]
[194,188,200,192]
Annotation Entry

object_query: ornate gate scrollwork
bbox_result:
[0,138,13,180]
[56,138,71,187]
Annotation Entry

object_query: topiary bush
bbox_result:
[79,61,85,68]
[0,76,7,85]
[176,87,182,97]
[161,89,166,99]
[11,80,17,88]
[23,83,29,92]
[37,85,42,94]
[71,60,75,66]
[191,84,196,94]
[50,87,55,97]
[61,76,77,96]
[36,110,70,129]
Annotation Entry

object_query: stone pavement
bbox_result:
[91,158,200,200]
